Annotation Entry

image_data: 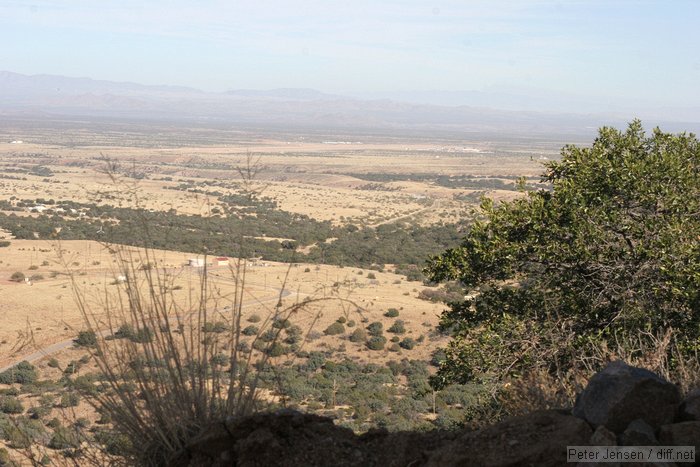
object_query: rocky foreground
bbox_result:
[171,361,700,466]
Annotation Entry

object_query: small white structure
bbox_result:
[188,258,205,267]
[215,257,229,267]
[116,275,127,283]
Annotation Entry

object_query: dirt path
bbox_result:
[368,198,440,228]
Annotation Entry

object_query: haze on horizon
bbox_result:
[1,0,698,119]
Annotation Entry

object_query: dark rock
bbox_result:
[590,425,617,446]
[658,421,700,452]
[619,419,657,446]
[425,410,592,467]
[678,388,700,422]
[573,361,681,433]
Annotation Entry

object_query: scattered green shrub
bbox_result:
[399,337,417,350]
[324,322,345,336]
[242,325,259,336]
[366,336,386,351]
[74,330,97,347]
[387,320,406,334]
[384,308,399,318]
[0,361,38,384]
[367,322,383,337]
[9,271,24,282]
[0,397,24,414]
[349,328,367,343]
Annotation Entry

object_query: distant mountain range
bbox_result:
[0,71,697,137]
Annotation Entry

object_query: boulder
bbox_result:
[619,419,657,446]
[658,421,700,452]
[590,425,617,446]
[678,388,700,422]
[426,410,592,467]
[573,361,680,433]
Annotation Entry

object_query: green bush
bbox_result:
[59,392,80,408]
[210,353,229,367]
[1,397,24,414]
[399,337,417,350]
[349,328,367,343]
[387,320,406,334]
[48,426,80,450]
[242,325,259,336]
[74,330,97,347]
[366,336,386,351]
[426,121,700,391]
[324,322,345,336]
[9,271,24,282]
[265,342,290,357]
[94,429,132,456]
[272,318,291,329]
[367,322,383,337]
[28,405,51,420]
[0,361,38,384]
[202,321,229,333]
[260,329,277,342]
[384,308,400,318]
[247,314,261,323]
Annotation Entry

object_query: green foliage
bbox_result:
[48,426,81,450]
[349,328,367,343]
[0,361,38,384]
[201,321,229,333]
[367,322,383,337]
[399,337,417,350]
[0,397,24,414]
[387,320,406,334]
[426,121,700,389]
[60,392,80,408]
[242,325,259,336]
[74,330,97,347]
[384,308,400,318]
[366,336,386,351]
[272,318,291,329]
[324,322,345,336]
[9,271,24,282]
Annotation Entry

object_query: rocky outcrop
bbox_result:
[572,361,681,433]
[171,361,699,467]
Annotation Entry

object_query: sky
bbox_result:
[1,0,699,111]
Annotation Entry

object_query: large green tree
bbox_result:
[426,121,700,389]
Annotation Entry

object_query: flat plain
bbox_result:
[0,123,560,366]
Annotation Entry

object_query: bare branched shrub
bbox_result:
[59,161,359,465]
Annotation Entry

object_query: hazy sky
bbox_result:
[2,0,699,107]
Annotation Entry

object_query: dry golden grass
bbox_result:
[0,138,545,225]
[0,240,447,370]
